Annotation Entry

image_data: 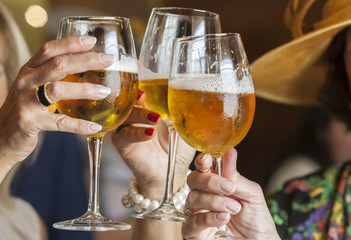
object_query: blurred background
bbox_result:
[2,0,319,188]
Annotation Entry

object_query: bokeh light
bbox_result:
[25,5,48,28]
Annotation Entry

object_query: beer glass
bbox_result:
[53,17,139,231]
[134,7,221,221]
[168,33,255,239]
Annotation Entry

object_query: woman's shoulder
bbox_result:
[272,161,351,196]
[0,196,41,240]
[268,161,351,239]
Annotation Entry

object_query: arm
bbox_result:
[132,219,183,240]
[0,35,113,183]
[112,93,195,240]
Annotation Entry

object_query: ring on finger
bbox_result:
[115,124,127,133]
[184,199,192,217]
[36,82,56,107]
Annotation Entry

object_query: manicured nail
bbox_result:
[100,53,114,63]
[144,128,154,136]
[97,85,111,96]
[216,212,229,221]
[147,112,160,122]
[220,180,235,193]
[137,89,144,100]
[198,153,209,165]
[226,200,241,213]
[89,123,102,132]
[80,36,97,45]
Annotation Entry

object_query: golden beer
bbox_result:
[139,78,169,121]
[169,88,255,154]
[56,70,138,138]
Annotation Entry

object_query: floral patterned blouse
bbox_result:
[268,162,351,239]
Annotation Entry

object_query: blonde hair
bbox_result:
[0,1,31,195]
[0,3,41,239]
[0,1,30,87]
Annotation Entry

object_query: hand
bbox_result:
[112,93,196,199]
[0,36,114,168]
[182,148,280,240]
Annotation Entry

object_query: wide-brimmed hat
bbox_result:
[250,0,351,106]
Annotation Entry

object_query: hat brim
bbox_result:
[250,20,351,106]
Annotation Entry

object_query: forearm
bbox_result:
[132,219,183,240]
[130,173,187,240]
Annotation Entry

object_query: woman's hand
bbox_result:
[0,36,113,169]
[112,93,196,199]
[182,148,280,240]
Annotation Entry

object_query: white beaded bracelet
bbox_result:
[122,169,192,213]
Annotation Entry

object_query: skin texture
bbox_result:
[112,92,195,240]
[0,34,6,107]
[0,30,51,239]
[0,32,191,240]
[178,25,351,240]
[182,149,280,240]
[0,35,116,183]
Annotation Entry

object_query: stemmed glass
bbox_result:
[133,7,221,222]
[168,33,255,239]
[53,16,139,231]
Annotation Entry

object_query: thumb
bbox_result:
[222,148,264,202]
[222,148,237,180]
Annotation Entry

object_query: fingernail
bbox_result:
[216,212,229,221]
[80,36,97,45]
[226,200,241,213]
[89,123,102,132]
[97,85,111,96]
[147,112,160,122]
[100,54,114,63]
[198,153,209,165]
[220,180,235,193]
[144,128,154,136]
[137,90,144,100]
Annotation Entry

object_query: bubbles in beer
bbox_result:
[105,55,138,73]
[168,70,254,94]
[138,68,168,80]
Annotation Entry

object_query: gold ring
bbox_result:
[184,200,192,217]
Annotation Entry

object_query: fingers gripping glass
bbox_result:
[168,33,256,239]
[132,7,221,222]
[53,16,139,231]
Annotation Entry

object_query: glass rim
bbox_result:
[152,7,219,18]
[60,16,130,23]
[174,33,240,43]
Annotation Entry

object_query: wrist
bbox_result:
[122,170,191,213]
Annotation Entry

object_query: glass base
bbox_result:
[212,229,235,239]
[130,203,187,222]
[53,212,131,231]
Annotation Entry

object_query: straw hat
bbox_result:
[250,0,351,106]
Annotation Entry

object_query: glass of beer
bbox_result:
[134,7,221,222]
[53,16,138,231]
[168,33,255,238]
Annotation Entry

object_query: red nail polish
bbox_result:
[144,128,154,136]
[137,90,144,100]
[147,112,160,122]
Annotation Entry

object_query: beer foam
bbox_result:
[169,72,254,94]
[105,56,138,73]
[138,68,168,80]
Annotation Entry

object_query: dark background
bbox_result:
[4,0,323,188]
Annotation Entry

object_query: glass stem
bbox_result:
[213,154,230,234]
[87,137,103,215]
[162,126,179,205]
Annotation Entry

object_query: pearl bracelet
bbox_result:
[122,169,192,213]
